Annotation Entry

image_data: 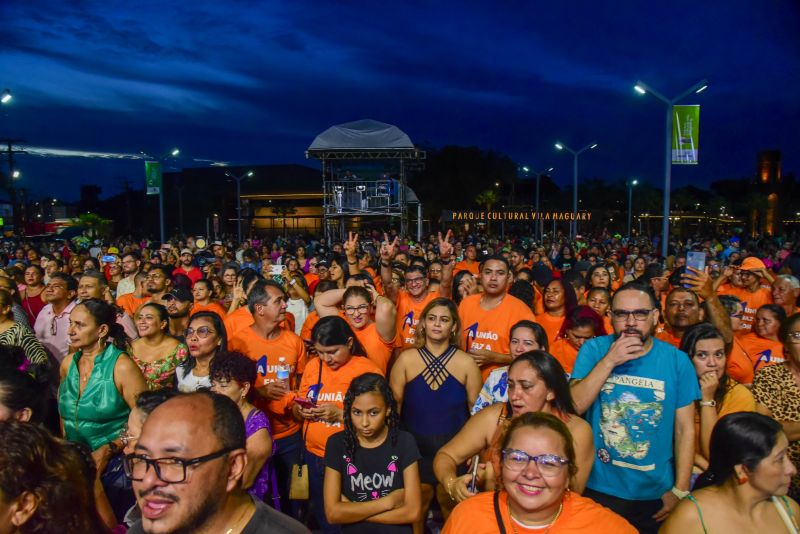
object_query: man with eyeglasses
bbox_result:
[117,252,142,298]
[126,390,308,533]
[716,257,774,336]
[380,231,455,349]
[570,282,700,534]
[228,279,307,519]
[33,272,78,363]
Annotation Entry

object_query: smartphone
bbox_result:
[270,265,283,275]
[293,397,316,409]
[685,251,706,288]
[101,255,117,263]
[467,454,480,493]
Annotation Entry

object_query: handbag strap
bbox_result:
[493,491,507,534]
[298,357,325,465]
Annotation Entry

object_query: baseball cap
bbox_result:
[107,247,120,254]
[740,257,766,272]
[180,248,193,255]
[162,287,193,302]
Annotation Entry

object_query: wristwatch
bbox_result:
[699,399,717,407]
[671,486,690,500]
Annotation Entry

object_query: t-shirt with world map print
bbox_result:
[571,335,700,500]
[325,429,421,534]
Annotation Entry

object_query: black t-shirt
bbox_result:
[324,429,421,534]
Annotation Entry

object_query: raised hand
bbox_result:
[380,233,399,263]
[438,230,454,261]
[344,232,359,258]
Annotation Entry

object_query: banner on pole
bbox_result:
[145,161,162,195]
[672,105,700,165]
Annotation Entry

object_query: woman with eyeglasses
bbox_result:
[58,298,147,522]
[680,323,755,476]
[442,412,635,533]
[314,284,397,374]
[718,294,754,386]
[754,313,800,499]
[128,302,188,390]
[434,352,594,514]
[175,311,227,392]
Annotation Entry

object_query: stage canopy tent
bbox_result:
[307,119,415,151]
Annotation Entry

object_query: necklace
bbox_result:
[507,500,563,533]
[224,501,253,534]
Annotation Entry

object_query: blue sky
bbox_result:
[1,1,798,201]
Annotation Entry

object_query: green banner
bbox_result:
[145,161,162,195]
[672,105,700,165]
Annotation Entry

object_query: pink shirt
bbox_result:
[34,300,77,363]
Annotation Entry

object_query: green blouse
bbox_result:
[58,343,130,451]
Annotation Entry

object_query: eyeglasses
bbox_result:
[501,449,569,476]
[344,304,370,315]
[123,448,233,483]
[405,277,426,286]
[788,332,800,343]
[184,326,216,339]
[611,309,652,321]
[119,424,138,448]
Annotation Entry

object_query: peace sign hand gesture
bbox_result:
[438,230,454,261]
[380,233,399,263]
[344,232,359,258]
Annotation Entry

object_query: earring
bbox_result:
[737,472,748,485]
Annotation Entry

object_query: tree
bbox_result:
[474,189,499,233]
[70,212,113,240]
[272,206,297,237]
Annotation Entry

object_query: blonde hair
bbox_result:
[414,297,461,349]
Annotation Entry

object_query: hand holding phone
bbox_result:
[293,397,316,409]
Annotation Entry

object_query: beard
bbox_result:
[615,324,654,343]
[141,485,223,534]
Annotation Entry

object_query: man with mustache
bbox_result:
[126,389,308,534]
[570,282,700,534]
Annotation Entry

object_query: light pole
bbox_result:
[627,179,638,238]
[143,148,180,243]
[225,170,254,244]
[524,166,554,241]
[554,141,597,239]
[1,89,11,104]
[635,78,708,257]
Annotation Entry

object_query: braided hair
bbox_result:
[342,373,399,460]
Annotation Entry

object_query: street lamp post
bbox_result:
[225,170,254,244]
[635,79,708,257]
[627,179,638,238]
[143,148,180,244]
[555,141,597,239]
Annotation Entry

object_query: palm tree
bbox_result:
[474,189,499,232]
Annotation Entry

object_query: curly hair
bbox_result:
[0,420,106,533]
[342,373,400,460]
[209,350,257,388]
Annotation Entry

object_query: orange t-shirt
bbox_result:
[300,310,320,342]
[535,311,565,347]
[228,327,307,439]
[655,325,682,348]
[454,259,480,276]
[442,489,636,534]
[116,293,150,318]
[549,337,579,375]
[224,307,294,338]
[395,289,441,349]
[191,301,228,319]
[353,321,395,374]
[602,315,613,337]
[718,286,773,336]
[739,333,785,372]
[727,337,754,385]
[299,355,383,457]
[458,293,536,380]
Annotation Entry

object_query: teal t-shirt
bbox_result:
[571,335,700,500]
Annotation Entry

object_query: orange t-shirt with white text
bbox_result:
[299,355,383,457]
[739,333,785,373]
[228,327,307,439]
[458,293,536,380]
[395,289,441,349]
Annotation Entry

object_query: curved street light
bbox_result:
[555,141,597,238]
[225,170,255,243]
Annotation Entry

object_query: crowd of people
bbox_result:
[1,228,800,533]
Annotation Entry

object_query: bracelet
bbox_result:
[671,486,690,500]
[289,279,297,286]
[380,261,391,268]
[347,260,357,265]
[699,399,716,407]
[446,477,457,499]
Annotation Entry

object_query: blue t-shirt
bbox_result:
[571,335,699,500]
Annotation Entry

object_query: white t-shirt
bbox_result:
[175,366,211,392]
[286,298,309,336]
